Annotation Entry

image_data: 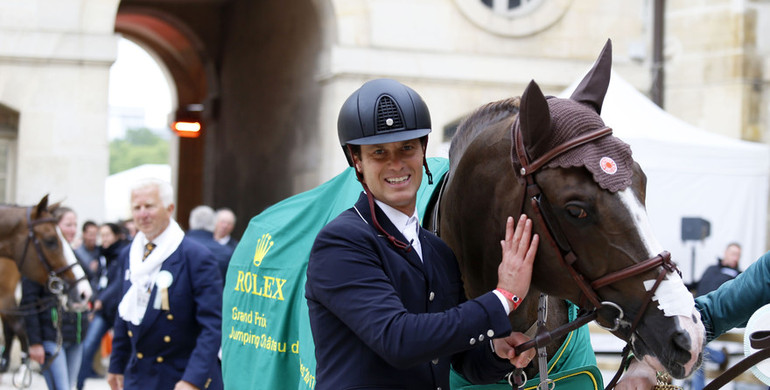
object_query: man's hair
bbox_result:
[131,178,174,208]
[189,205,216,232]
[216,207,236,224]
[726,242,742,250]
[82,220,98,232]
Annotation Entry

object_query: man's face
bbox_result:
[214,211,235,240]
[83,226,98,248]
[723,245,741,269]
[131,186,174,242]
[353,139,423,215]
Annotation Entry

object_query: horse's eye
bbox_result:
[43,237,59,250]
[565,205,587,219]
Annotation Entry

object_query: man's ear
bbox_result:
[351,154,362,173]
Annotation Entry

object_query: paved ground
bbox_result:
[0,340,110,390]
[0,370,110,390]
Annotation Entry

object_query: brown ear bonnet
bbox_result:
[511,39,634,193]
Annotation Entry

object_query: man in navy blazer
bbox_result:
[306,79,540,389]
[107,179,223,390]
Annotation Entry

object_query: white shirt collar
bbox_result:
[374,199,422,260]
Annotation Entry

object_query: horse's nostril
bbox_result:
[672,330,691,352]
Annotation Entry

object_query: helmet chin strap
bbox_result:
[361,183,412,252]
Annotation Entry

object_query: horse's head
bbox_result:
[513,40,704,378]
[19,195,92,311]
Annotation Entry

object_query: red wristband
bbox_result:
[495,288,522,310]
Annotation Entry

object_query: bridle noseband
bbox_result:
[18,207,87,296]
[512,124,684,388]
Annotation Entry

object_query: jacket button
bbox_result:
[478,334,485,341]
[469,338,476,345]
[432,358,439,365]
[487,329,495,338]
[167,314,174,320]
[429,291,435,301]
[127,330,133,337]
[136,352,144,359]
[164,335,171,343]
[156,356,164,363]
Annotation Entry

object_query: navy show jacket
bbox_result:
[306,192,514,390]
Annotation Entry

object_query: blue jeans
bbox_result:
[690,346,726,390]
[42,340,83,390]
[76,314,109,389]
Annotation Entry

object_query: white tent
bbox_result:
[563,74,770,283]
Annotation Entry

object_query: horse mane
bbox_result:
[448,97,520,175]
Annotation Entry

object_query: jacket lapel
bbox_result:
[137,247,182,338]
[354,193,425,272]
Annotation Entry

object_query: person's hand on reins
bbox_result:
[496,215,539,309]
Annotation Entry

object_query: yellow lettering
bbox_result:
[251,273,262,296]
[273,278,286,300]
[262,276,274,298]
[234,271,246,292]
[232,271,287,301]
[244,271,253,293]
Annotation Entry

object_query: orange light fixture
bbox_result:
[172,120,202,138]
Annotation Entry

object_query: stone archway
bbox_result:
[114,1,323,235]
[115,7,217,229]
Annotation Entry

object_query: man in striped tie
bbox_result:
[107,178,223,390]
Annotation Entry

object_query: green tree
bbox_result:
[109,127,170,174]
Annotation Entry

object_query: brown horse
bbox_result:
[429,40,705,383]
[0,195,93,370]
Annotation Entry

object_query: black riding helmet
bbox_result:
[337,79,434,253]
[338,78,432,167]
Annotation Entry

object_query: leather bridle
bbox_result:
[512,124,684,389]
[18,206,87,296]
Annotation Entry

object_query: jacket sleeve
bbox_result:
[307,223,512,370]
[696,251,770,342]
[20,278,45,346]
[181,246,224,388]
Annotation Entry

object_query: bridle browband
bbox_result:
[18,206,87,296]
[512,124,683,389]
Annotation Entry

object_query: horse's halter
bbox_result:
[512,125,681,340]
[18,207,87,296]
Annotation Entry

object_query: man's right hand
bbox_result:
[28,344,44,365]
[107,373,124,390]
[496,215,539,304]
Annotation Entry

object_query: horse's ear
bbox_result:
[33,194,49,218]
[570,38,612,114]
[519,80,552,160]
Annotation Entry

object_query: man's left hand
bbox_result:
[174,380,199,390]
[493,332,536,368]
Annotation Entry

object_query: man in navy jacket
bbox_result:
[305,79,539,390]
[107,179,223,390]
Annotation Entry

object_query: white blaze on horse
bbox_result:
[430,39,704,385]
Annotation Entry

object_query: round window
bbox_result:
[454,0,573,37]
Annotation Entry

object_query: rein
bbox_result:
[512,125,682,389]
[703,331,770,390]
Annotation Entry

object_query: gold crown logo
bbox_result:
[253,233,274,267]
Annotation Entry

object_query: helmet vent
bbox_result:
[376,96,404,132]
